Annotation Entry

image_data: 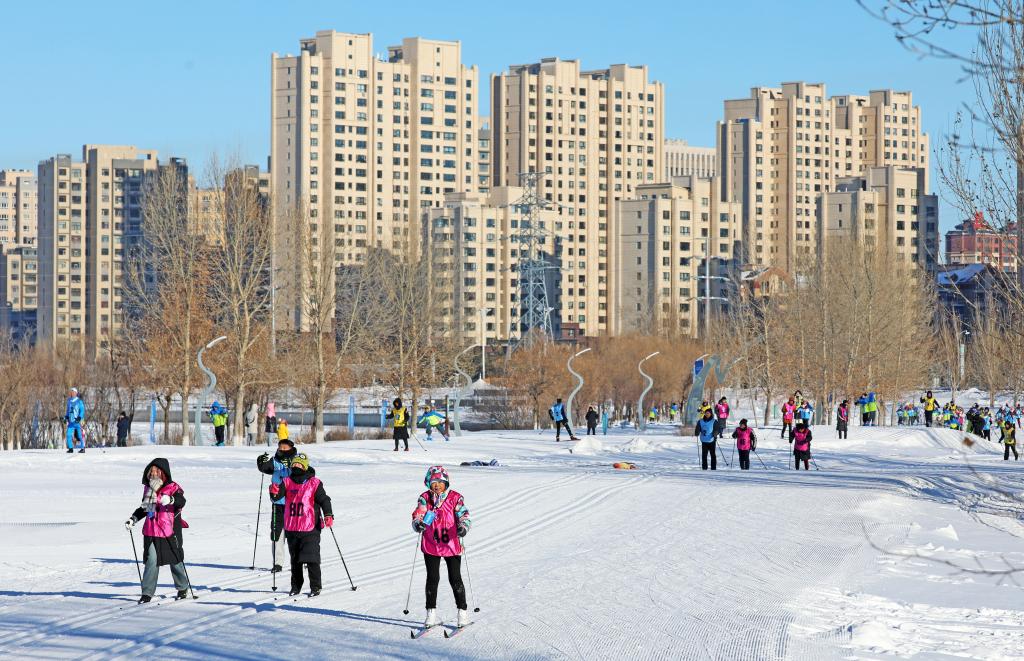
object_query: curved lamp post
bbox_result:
[637,351,661,431]
[193,335,227,446]
[452,344,480,437]
[565,347,591,431]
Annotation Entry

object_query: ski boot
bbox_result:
[309,588,321,597]
[289,587,302,596]
[457,609,470,628]
[138,595,152,604]
[78,448,85,453]
[271,564,283,573]
[66,448,73,453]
[424,609,438,628]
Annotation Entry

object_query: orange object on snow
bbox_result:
[612,462,637,470]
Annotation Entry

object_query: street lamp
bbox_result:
[959,329,971,383]
[479,307,494,381]
[638,351,661,431]
[194,335,227,446]
[565,347,592,430]
[452,343,480,437]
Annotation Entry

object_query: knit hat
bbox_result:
[291,453,310,472]
[423,465,449,488]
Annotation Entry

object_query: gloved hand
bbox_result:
[457,524,468,538]
[258,452,269,464]
[323,516,334,528]
[412,520,426,533]
[159,495,172,506]
[269,483,280,497]
[125,519,135,530]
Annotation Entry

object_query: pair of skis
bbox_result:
[410,621,475,639]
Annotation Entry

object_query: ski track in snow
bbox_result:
[2,424,1023,660]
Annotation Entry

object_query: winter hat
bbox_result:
[278,437,295,449]
[423,465,449,488]
[291,453,310,472]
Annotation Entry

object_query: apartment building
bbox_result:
[0,169,38,250]
[611,177,740,338]
[944,212,1017,274]
[423,186,561,342]
[820,166,939,267]
[37,145,161,357]
[477,116,492,192]
[0,245,38,343]
[271,30,480,329]
[718,83,929,273]
[491,57,664,337]
[665,139,715,178]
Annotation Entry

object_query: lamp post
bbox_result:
[959,329,970,384]
[452,344,480,437]
[194,335,227,446]
[479,307,494,381]
[565,347,591,430]
[638,351,661,431]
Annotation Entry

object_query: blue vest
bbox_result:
[696,418,716,443]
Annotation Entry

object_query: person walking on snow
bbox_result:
[920,391,938,427]
[798,400,814,426]
[265,401,278,446]
[585,406,599,435]
[694,408,718,470]
[209,402,228,446]
[116,410,133,448]
[387,398,411,451]
[418,404,450,442]
[791,422,813,470]
[1002,419,1019,460]
[714,397,730,440]
[411,465,472,629]
[64,387,86,453]
[269,453,333,597]
[549,398,579,441]
[731,419,756,470]
[125,458,191,603]
[257,437,298,573]
[836,400,849,440]
[781,397,796,439]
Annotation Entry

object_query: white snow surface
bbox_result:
[3,423,1024,660]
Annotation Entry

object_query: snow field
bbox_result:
[1,423,1022,659]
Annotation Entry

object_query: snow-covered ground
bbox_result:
[3,423,1023,660]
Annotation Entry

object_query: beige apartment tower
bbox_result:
[820,166,939,266]
[612,178,740,338]
[491,58,664,337]
[37,145,160,357]
[271,30,480,330]
[718,83,929,274]
[0,170,38,251]
[665,139,715,178]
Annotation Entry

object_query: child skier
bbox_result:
[418,404,450,442]
[694,408,718,470]
[781,397,796,439]
[731,418,756,470]
[791,422,813,470]
[798,400,814,426]
[276,417,290,443]
[836,400,849,440]
[209,401,228,446]
[257,437,298,572]
[1003,419,1019,461]
[714,397,730,440]
[387,398,411,451]
[412,465,472,630]
[125,458,191,603]
[269,453,333,596]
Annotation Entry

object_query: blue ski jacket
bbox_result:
[694,418,716,443]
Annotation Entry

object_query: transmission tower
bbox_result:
[509,171,558,348]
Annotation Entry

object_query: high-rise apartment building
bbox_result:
[0,245,38,343]
[820,166,939,267]
[271,30,480,329]
[665,139,715,178]
[0,169,38,250]
[477,116,492,192]
[718,83,929,273]
[37,145,162,357]
[491,57,664,337]
[611,177,740,337]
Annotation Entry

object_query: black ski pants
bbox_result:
[737,449,750,470]
[586,423,597,435]
[1005,444,1019,461]
[701,441,717,470]
[214,425,225,445]
[290,558,321,592]
[554,419,573,440]
[424,553,467,610]
[924,410,933,427]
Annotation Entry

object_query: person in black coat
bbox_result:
[116,410,133,447]
[585,406,599,435]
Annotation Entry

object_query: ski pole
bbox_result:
[402,534,420,615]
[461,540,480,613]
[810,452,820,471]
[128,526,143,593]
[729,442,736,469]
[167,533,197,600]
[717,442,730,468]
[250,473,265,570]
[413,432,427,452]
[752,449,768,470]
[327,525,357,591]
[271,506,278,592]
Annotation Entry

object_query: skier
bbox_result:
[798,400,814,427]
[714,397,730,440]
[836,400,849,440]
[412,465,472,630]
[920,391,937,427]
[731,418,756,470]
[245,403,258,446]
[265,401,278,446]
[418,404,450,442]
[791,422,813,470]
[209,402,228,446]
[694,408,718,470]
[585,406,599,435]
[548,398,579,442]
[386,398,411,451]
[1003,419,1019,461]
[125,458,191,603]
[277,417,290,444]
[781,396,796,439]
[257,436,298,573]
[116,410,133,448]
[269,453,333,597]
[64,387,86,453]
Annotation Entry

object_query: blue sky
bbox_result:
[0,0,977,230]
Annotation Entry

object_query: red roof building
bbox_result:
[944,212,1018,274]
